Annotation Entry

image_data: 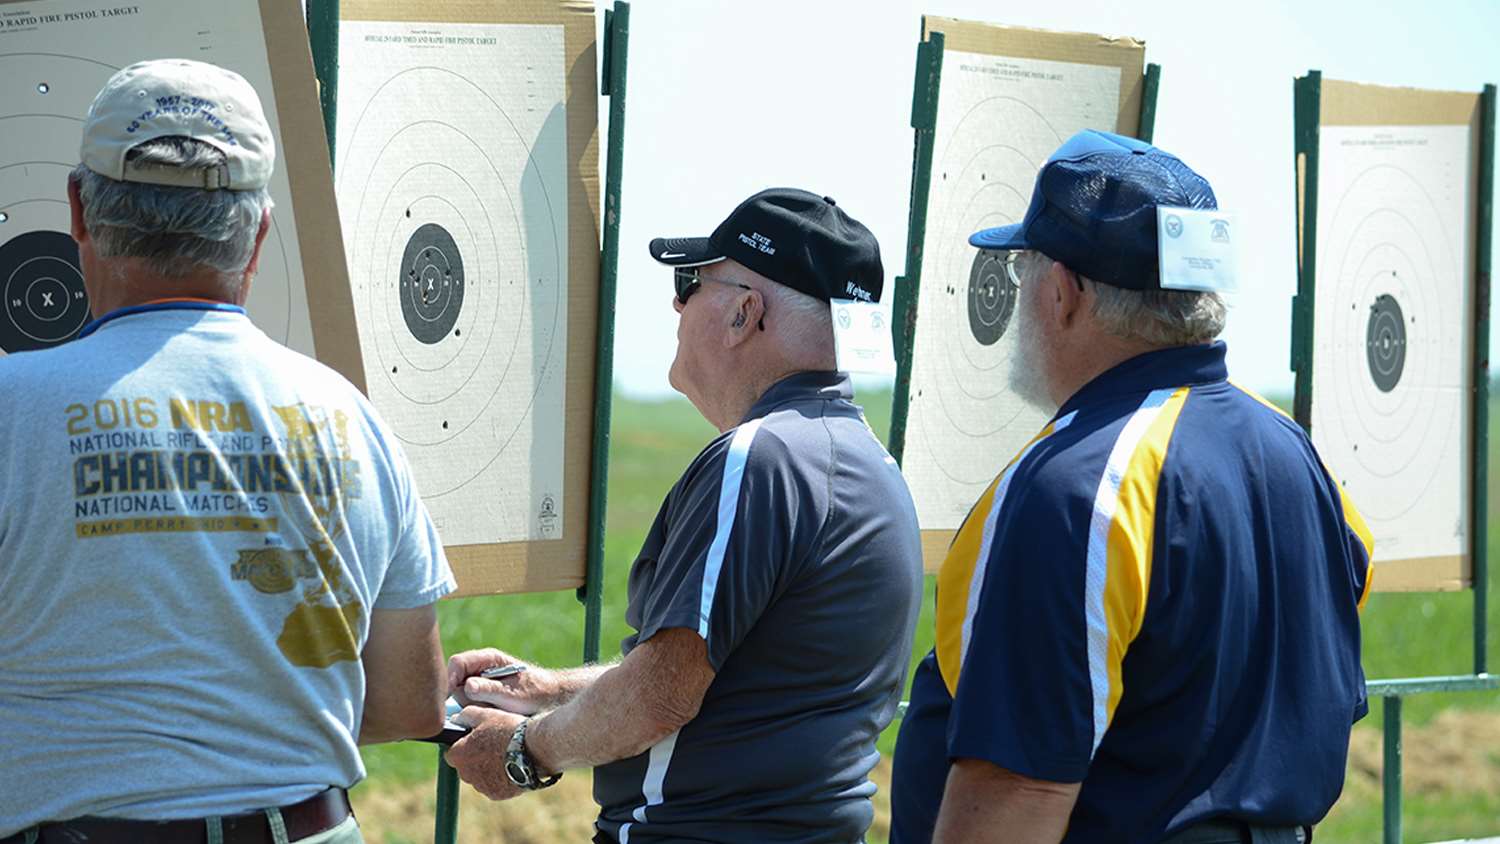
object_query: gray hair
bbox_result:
[761,280,835,364]
[1019,251,1226,346]
[72,136,273,284]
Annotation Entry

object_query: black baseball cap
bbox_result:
[649,187,884,303]
[970,130,1218,290]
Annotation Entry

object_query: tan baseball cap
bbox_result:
[80,58,275,191]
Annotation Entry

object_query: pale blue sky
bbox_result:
[598,0,1500,399]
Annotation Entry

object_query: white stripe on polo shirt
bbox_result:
[617,730,680,843]
[698,418,764,641]
[621,419,763,841]
[1083,388,1174,756]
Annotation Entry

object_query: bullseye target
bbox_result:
[901,43,1125,539]
[0,231,89,352]
[0,46,312,355]
[1310,123,1474,564]
[1366,292,1406,393]
[399,222,466,345]
[336,21,569,547]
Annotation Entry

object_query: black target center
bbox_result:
[1365,293,1406,393]
[1,230,91,353]
[398,223,465,345]
[966,250,1017,346]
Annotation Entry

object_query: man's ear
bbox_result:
[236,208,272,305]
[723,287,765,349]
[68,175,88,244]
[1051,262,1087,330]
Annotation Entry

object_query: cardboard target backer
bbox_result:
[1299,78,1483,591]
[900,17,1145,570]
[0,0,356,379]
[336,0,600,597]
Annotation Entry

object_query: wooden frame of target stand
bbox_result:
[305,3,630,842]
[888,16,1162,569]
[1292,71,1498,844]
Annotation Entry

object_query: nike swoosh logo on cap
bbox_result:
[660,251,687,259]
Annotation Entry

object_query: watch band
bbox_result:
[504,717,562,791]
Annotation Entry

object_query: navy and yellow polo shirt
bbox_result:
[890,342,1373,844]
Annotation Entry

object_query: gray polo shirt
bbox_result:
[593,371,923,843]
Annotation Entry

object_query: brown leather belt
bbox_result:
[3,787,352,844]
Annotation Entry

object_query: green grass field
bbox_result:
[355,388,1500,843]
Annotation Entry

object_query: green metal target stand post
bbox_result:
[1293,71,1498,844]
[888,29,1162,463]
[303,3,630,842]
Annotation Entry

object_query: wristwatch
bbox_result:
[505,717,562,790]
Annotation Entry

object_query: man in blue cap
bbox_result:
[889,131,1374,844]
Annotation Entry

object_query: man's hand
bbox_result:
[444,706,527,801]
[447,648,555,715]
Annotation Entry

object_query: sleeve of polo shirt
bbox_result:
[1337,484,1376,612]
[945,479,1105,784]
[371,435,456,609]
[630,424,807,671]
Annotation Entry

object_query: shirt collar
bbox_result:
[77,298,246,339]
[742,370,854,424]
[1057,341,1229,418]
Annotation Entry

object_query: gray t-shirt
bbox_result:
[0,304,454,833]
[593,371,924,843]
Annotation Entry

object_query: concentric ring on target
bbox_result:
[966,249,1016,346]
[337,63,564,497]
[1,230,89,352]
[1319,161,1462,523]
[399,222,465,345]
[1365,292,1406,393]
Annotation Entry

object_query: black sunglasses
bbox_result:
[673,267,766,330]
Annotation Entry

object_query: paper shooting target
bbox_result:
[901,44,1124,540]
[1313,158,1466,527]
[0,52,105,354]
[1306,116,1479,579]
[0,49,307,355]
[912,95,1061,491]
[335,20,570,548]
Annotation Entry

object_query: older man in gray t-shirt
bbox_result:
[0,60,453,843]
[445,189,923,843]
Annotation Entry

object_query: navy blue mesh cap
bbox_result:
[969,130,1217,290]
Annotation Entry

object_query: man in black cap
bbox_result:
[890,131,1372,844]
[446,188,924,843]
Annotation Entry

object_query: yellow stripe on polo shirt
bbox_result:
[935,412,1077,697]
[1096,386,1190,735]
[1229,381,1376,610]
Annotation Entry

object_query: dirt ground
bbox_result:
[353,712,1500,843]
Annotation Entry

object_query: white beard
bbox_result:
[1008,285,1059,415]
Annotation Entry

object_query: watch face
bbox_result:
[505,759,530,788]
